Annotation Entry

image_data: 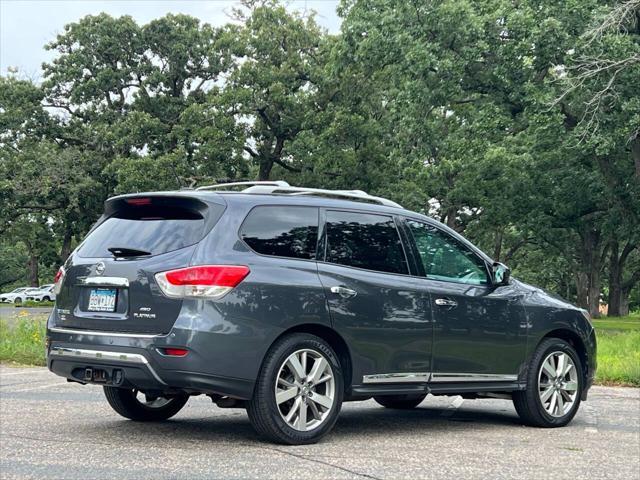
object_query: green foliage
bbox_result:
[0,0,638,308]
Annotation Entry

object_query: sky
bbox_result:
[0,0,342,80]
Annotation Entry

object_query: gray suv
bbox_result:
[47,181,596,444]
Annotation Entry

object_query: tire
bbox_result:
[14,297,22,305]
[374,394,426,409]
[247,333,344,445]
[103,387,189,421]
[43,296,51,302]
[513,338,583,427]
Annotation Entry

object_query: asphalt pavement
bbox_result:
[0,365,638,479]
[0,306,51,326]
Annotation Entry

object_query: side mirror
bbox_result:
[492,262,510,286]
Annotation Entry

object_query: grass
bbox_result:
[593,312,640,386]
[0,312,638,386]
[14,300,55,308]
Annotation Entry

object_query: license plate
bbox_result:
[88,288,117,312]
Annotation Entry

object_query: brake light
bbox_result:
[53,266,66,295]
[155,265,250,299]
[125,197,152,206]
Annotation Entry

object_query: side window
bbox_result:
[240,206,319,260]
[406,220,489,285]
[325,211,408,275]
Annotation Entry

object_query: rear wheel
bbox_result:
[374,394,426,409]
[14,297,22,305]
[42,296,51,302]
[103,387,189,421]
[247,333,344,445]
[513,338,582,427]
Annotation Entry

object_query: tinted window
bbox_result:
[77,207,205,258]
[240,206,318,260]
[406,220,489,285]
[325,211,408,274]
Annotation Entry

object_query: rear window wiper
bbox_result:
[107,247,152,258]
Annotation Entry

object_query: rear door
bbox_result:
[315,209,433,387]
[54,195,224,335]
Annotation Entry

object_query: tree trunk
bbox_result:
[578,228,604,318]
[575,271,589,310]
[608,241,623,316]
[258,158,273,181]
[60,227,73,262]
[493,228,503,261]
[27,254,39,287]
[619,287,631,316]
[632,135,640,178]
[607,241,637,317]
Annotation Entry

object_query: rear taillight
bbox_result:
[53,266,66,295]
[154,265,250,299]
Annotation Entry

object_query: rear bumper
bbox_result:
[47,338,255,400]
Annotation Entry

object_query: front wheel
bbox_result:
[103,387,189,421]
[247,333,344,444]
[513,338,583,427]
[374,394,426,409]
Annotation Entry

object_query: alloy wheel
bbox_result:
[537,351,579,417]
[275,349,335,432]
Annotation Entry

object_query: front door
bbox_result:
[403,219,528,382]
[316,210,433,387]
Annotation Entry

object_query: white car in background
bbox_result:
[26,284,56,302]
[0,287,40,304]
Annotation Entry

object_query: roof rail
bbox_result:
[243,185,403,208]
[196,181,290,191]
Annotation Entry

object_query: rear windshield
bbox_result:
[77,206,205,258]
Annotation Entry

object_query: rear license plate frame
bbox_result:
[87,288,117,313]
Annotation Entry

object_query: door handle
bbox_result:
[434,298,458,308]
[330,286,357,299]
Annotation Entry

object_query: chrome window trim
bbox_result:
[49,327,160,339]
[48,347,166,385]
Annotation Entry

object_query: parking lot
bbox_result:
[1,366,638,479]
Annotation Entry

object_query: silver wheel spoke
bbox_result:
[278,377,296,389]
[540,386,554,403]
[556,354,566,378]
[310,393,332,409]
[276,387,298,405]
[308,399,322,420]
[297,401,307,430]
[308,357,328,384]
[563,362,573,377]
[547,389,558,414]
[315,374,332,385]
[287,355,306,382]
[285,397,302,423]
[563,381,578,391]
[556,390,565,415]
[542,359,556,379]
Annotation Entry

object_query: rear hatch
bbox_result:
[54,194,225,334]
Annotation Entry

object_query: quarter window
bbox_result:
[406,220,489,285]
[325,211,408,274]
[240,206,319,260]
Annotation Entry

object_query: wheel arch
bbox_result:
[268,324,353,393]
